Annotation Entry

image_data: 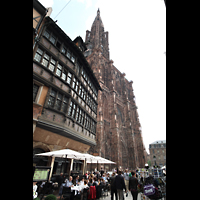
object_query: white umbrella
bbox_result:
[35,148,85,159]
[35,149,94,179]
[96,156,116,164]
[86,156,116,164]
[102,158,116,164]
[35,149,115,164]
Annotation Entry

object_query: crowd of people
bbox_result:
[58,168,111,199]
[34,167,166,200]
[56,167,144,200]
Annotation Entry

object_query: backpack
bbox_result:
[143,176,162,199]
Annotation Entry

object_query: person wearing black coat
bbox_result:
[114,170,126,200]
[100,167,104,177]
[57,173,64,188]
[110,172,117,200]
[129,171,138,200]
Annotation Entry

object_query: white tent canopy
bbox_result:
[35,149,116,164]
[86,156,116,164]
[34,148,116,179]
[35,148,85,159]
[86,155,104,163]
[80,153,98,161]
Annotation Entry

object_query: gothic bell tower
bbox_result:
[85,9,109,60]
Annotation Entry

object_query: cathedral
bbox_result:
[84,9,146,169]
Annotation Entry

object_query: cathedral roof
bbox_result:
[91,8,104,29]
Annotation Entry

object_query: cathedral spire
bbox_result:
[96,8,101,20]
[97,8,100,16]
[85,8,110,60]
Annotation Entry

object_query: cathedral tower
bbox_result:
[85,9,109,60]
[85,9,146,170]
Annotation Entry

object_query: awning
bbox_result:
[35,148,86,159]
[35,148,116,164]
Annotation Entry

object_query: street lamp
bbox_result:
[145,163,149,169]
[153,156,157,167]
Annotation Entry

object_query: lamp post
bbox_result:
[153,156,157,167]
[145,163,149,169]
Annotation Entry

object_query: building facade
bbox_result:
[149,140,166,167]
[33,2,101,176]
[84,9,146,169]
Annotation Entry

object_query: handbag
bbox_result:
[148,187,161,199]
[143,184,155,196]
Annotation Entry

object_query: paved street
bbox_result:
[99,191,144,200]
[42,190,166,200]
[100,191,166,200]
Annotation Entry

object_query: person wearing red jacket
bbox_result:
[88,185,96,200]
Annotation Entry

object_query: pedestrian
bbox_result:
[124,169,129,197]
[96,171,100,179]
[88,177,93,187]
[57,173,64,188]
[100,167,104,177]
[114,170,126,200]
[140,176,144,184]
[110,172,118,200]
[33,182,38,199]
[129,171,138,200]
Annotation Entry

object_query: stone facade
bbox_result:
[85,9,146,169]
[149,140,166,167]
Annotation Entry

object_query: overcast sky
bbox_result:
[38,0,166,154]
